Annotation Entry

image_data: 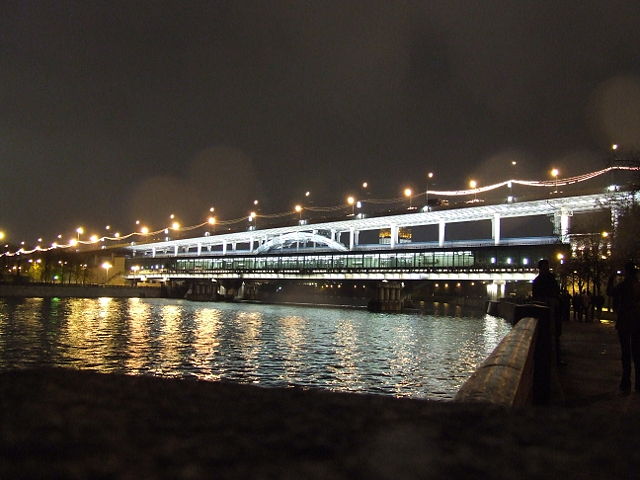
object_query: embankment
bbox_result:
[0,283,162,299]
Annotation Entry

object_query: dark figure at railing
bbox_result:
[532,259,562,364]
[607,262,640,394]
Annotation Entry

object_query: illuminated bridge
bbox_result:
[124,191,629,293]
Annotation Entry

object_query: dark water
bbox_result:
[0,297,510,399]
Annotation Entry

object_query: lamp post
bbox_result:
[425,172,434,210]
[101,261,112,285]
[404,187,413,210]
[76,227,84,241]
[469,180,478,202]
[347,196,356,216]
[551,168,559,194]
[295,204,303,222]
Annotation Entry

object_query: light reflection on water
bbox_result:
[0,297,510,400]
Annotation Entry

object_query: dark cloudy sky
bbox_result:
[2,0,640,243]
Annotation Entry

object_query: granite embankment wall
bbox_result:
[456,302,554,407]
[455,317,538,407]
[0,284,163,299]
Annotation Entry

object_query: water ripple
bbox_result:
[0,297,510,399]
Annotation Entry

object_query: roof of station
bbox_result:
[127,191,632,253]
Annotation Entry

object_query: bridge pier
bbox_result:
[185,279,218,301]
[368,281,404,312]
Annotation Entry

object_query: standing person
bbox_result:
[607,262,640,393]
[572,291,584,322]
[532,259,562,363]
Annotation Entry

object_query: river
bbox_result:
[0,297,510,400]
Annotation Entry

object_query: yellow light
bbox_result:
[557,253,564,260]
[69,239,78,246]
[404,188,412,197]
[209,206,215,212]
[612,144,619,150]
[208,216,216,225]
[362,182,368,188]
[105,225,111,230]
[0,231,4,240]
[294,205,302,213]
[427,172,434,179]
[101,261,112,270]
[89,235,99,242]
[114,232,120,238]
[347,196,355,205]
[551,168,559,178]
[250,211,257,219]
[170,214,175,219]
[602,231,609,238]
[76,227,84,235]
[140,227,149,234]
[469,180,477,189]
[171,222,180,230]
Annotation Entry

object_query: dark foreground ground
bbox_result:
[2,320,639,479]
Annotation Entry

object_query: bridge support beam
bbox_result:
[390,225,398,249]
[349,228,355,250]
[197,243,202,256]
[152,247,156,258]
[492,214,501,245]
[369,281,403,312]
[553,209,571,242]
[438,220,446,247]
[222,241,227,255]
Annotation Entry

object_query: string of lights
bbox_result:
[2,165,638,258]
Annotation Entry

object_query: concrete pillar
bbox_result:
[492,213,501,245]
[354,231,360,246]
[553,209,571,242]
[222,241,227,255]
[349,228,355,250]
[152,247,156,258]
[390,225,398,249]
[197,243,202,256]
[438,220,446,247]
[331,229,336,242]
[231,242,236,252]
[174,245,179,256]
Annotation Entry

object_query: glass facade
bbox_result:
[128,244,562,275]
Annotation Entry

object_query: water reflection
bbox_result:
[0,298,511,399]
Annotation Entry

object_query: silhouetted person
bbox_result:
[607,262,640,393]
[572,292,583,322]
[533,259,562,363]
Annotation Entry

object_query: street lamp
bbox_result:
[101,261,112,284]
[294,204,303,221]
[76,227,84,241]
[425,172,434,210]
[347,196,356,215]
[0,231,5,241]
[469,180,478,202]
[404,187,413,210]
[550,168,559,194]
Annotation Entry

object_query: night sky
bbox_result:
[2,1,640,243]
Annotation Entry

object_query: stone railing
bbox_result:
[455,304,553,407]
